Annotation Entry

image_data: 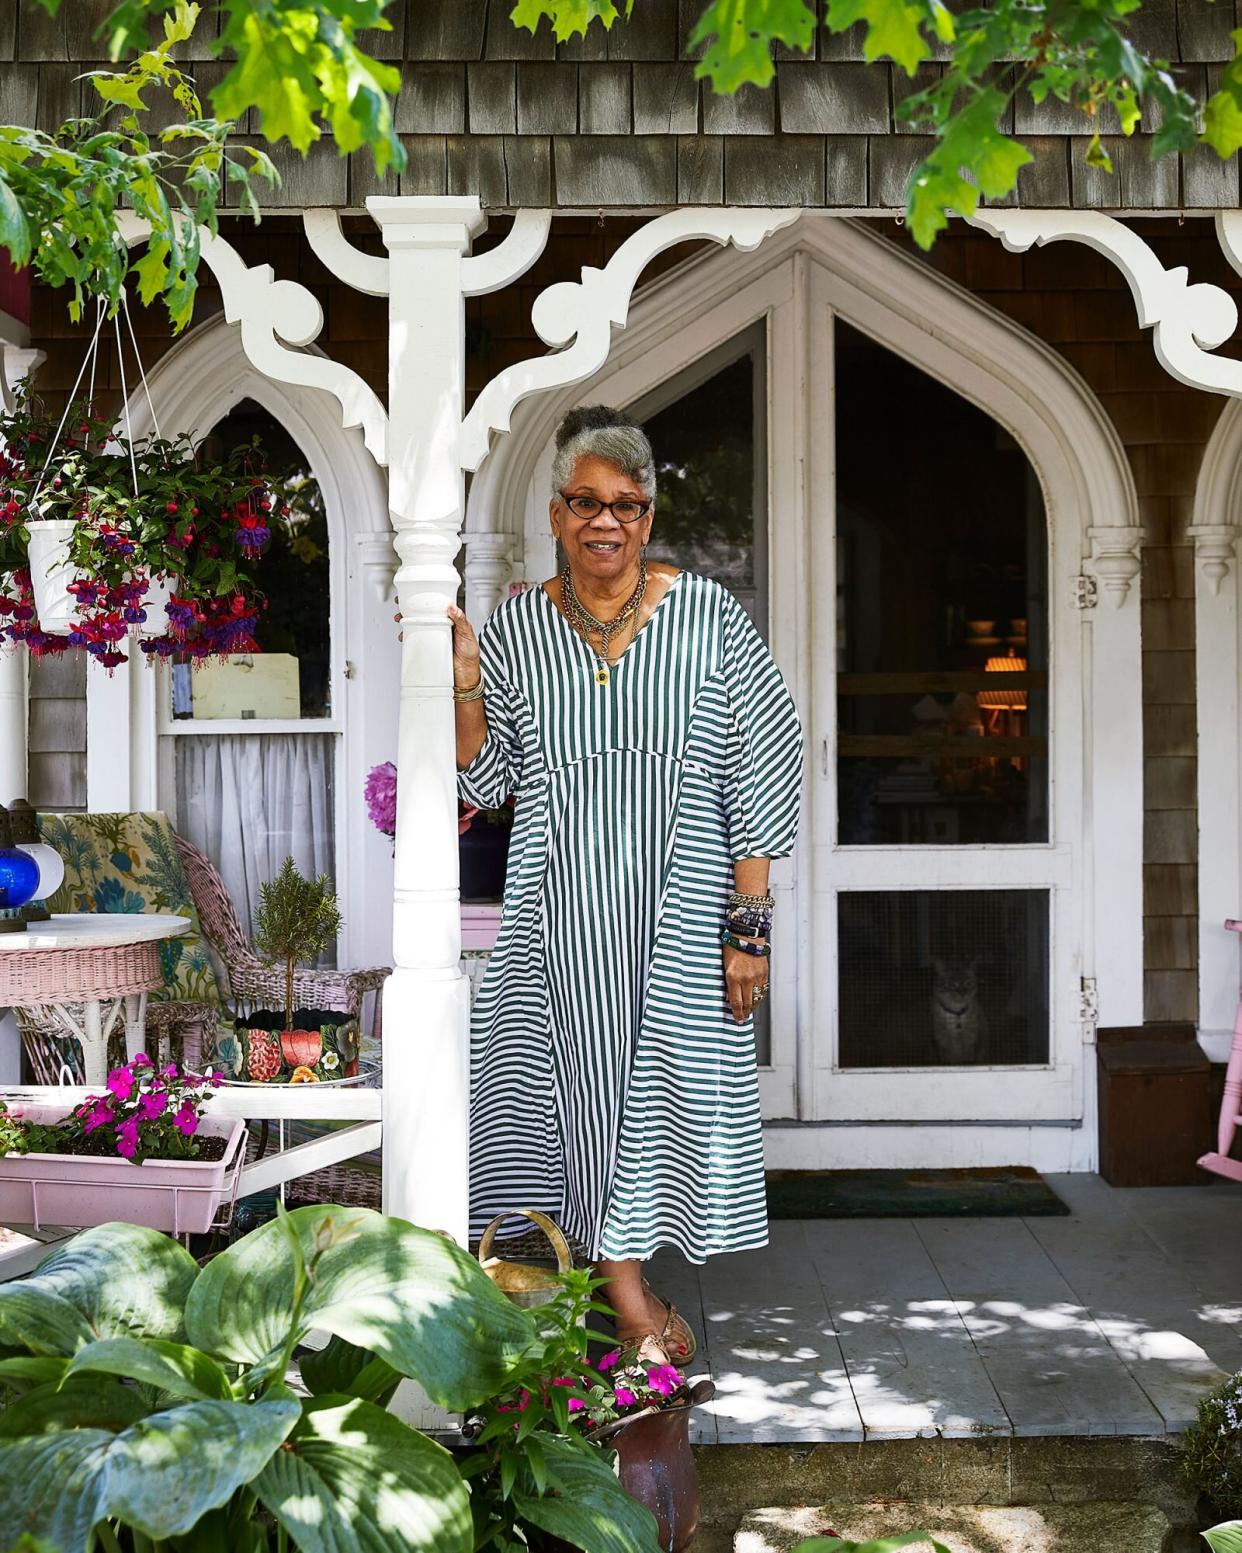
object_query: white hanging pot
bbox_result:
[135,572,179,638]
[25,519,79,636]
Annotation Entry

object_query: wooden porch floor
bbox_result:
[649,1173,1242,1444]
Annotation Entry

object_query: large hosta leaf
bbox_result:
[1204,1524,1242,1553]
[25,1222,198,1342]
[0,1286,93,1356]
[255,1395,472,1553]
[66,1336,233,1402]
[0,1374,151,1438]
[186,1206,534,1411]
[512,1432,662,1553]
[0,1397,298,1552]
[299,1334,401,1406]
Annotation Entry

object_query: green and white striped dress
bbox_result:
[459,570,803,1264]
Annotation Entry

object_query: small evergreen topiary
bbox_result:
[1182,1372,1242,1519]
[252,857,342,1034]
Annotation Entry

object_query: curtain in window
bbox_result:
[173,733,336,944]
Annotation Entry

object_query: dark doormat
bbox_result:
[765,1166,1070,1218]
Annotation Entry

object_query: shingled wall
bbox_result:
[3,0,1240,210]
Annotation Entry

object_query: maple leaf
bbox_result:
[689,0,816,92]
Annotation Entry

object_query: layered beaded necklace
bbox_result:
[560,558,648,686]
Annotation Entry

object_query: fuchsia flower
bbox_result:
[137,1091,168,1122]
[567,1397,585,1413]
[81,1100,113,1133]
[173,1101,198,1137]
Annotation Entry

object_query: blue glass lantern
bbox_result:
[0,805,40,931]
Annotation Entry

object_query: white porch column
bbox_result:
[370,199,487,1242]
[0,644,25,802]
[464,531,513,626]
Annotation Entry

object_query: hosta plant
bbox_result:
[0,1207,660,1553]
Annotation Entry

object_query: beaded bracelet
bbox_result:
[728,906,773,935]
[721,929,771,958]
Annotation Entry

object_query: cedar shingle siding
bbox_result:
[9,0,1237,208]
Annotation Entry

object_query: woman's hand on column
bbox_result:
[447,604,481,689]
[723,942,768,1024]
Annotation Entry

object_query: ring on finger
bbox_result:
[752,981,770,1006]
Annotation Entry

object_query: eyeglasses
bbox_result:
[558,491,652,524]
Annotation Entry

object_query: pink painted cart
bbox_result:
[1200,917,1242,1181]
[0,913,190,1086]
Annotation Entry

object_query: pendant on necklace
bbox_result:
[595,666,610,686]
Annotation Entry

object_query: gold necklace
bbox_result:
[560,560,648,686]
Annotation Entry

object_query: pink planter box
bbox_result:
[0,1109,246,1234]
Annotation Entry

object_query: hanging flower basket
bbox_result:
[0,299,301,666]
[24,516,77,635]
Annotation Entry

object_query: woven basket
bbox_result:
[477,1208,574,1310]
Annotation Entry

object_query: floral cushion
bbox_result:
[36,811,223,1006]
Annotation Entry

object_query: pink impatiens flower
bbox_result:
[613,1386,637,1408]
[116,1117,140,1158]
[173,1101,198,1136]
[567,1397,585,1412]
[647,1364,682,1398]
[82,1100,113,1133]
[106,1066,135,1102]
[137,1091,168,1122]
[597,1350,620,1373]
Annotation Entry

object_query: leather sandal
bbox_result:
[641,1278,697,1364]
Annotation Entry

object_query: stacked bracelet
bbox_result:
[722,929,771,958]
[727,889,774,940]
[454,677,486,704]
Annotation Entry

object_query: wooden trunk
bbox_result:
[1097,1024,1212,1187]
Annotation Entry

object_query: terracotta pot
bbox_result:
[588,1379,715,1553]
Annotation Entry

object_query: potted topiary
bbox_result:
[234,857,356,1084]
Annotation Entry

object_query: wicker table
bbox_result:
[0,914,191,1085]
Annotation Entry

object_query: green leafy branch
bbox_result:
[0,1,276,328]
[514,0,1238,247]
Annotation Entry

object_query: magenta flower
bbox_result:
[116,1117,140,1158]
[597,1349,620,1373]
[106,1066,135,1101]
[364,761,398,840]
[613,1386,637,1408]
[82,1100,113,1134]
[647,1364,682,1397]
[567,1397,585,1412]
[173,1101,199,1137]
[137,1091,168,1122]
[162,1063,179,1079]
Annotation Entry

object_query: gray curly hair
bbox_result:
[551,405,656,502]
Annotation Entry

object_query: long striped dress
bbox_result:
[459,570,803,1264]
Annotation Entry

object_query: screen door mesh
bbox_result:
[837,889,1050,1069]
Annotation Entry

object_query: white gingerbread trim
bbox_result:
[461,210,552,297]
[116,212,390,467]
[304,209,390,297]
[457,207,801,471]
[971,209,1242,399]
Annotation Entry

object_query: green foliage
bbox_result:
[526,0,1232,249]
[0,1210,661,1553]
[252,857,343,1031]
[3,1,274,330]
[461,1267,662,1553]
[1205,1526,1242,1553]
[1181,1371,1242,1521]
[513,0,635,44]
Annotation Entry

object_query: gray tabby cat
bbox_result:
[931,957,988,1064]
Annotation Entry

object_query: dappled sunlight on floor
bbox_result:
[647,1174,1242,1443]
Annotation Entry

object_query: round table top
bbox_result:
[0,913,191,954]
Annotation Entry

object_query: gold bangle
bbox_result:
[453,677,485,704]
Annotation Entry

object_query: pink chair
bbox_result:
[1200,917,1242,1182]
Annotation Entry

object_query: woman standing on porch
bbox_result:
[450,405,802,1363]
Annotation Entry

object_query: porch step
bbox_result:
[734,1503,1173,1552]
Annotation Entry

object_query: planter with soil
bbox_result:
[0,1104,245,1233]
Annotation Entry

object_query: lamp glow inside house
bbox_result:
[0,805,41,933]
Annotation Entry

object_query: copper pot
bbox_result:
[585,1379,715,1553]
